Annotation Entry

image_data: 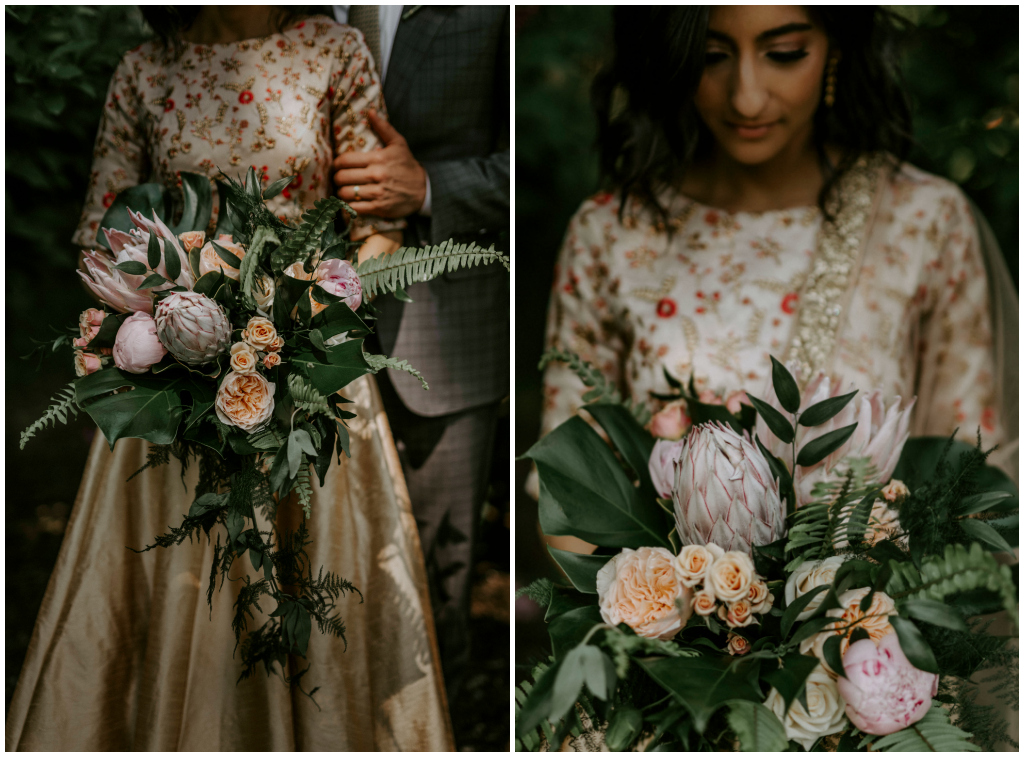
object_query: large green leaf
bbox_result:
[761,652,820,715]
[640,656,762,733]
[548,605,603,660]
[95,182,168,247]
[726,700,788,751]
[524,416,671,549]
[170,171,212,234]
[75,367,185,448]
[293,340,370,396]
[310,300,368,340]
[583,403,658,503]
[547,546,611,594]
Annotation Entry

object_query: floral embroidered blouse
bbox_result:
[72,15,403,247]
[540,163,1003,454]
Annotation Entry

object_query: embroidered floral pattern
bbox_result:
[540,164,1002,455]
[73,15,403,247]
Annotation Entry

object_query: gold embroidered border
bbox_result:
[786,154,886,382]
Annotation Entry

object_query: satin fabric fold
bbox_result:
[7,375,454,751]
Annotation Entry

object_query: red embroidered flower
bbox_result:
[289,175,303,189]
[163,98,175,112]
[276,39,286,48]
[297,21,305,28]
[102,192,115,208]
[981,407,996,433]
[239,120,249,128]
[239,91,254,104]
[695,306,707,315]
[281,189,292,200]
[781,293,798,314]
[704,210,719,225]
[655,298,677,318]
[593,192,613,206]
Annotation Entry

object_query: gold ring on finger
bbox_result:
[353,185,360,201]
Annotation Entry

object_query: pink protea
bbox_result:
[672,422,785,555]
[104,209,194,291]
[154,291,231,365]
[754,365,915,508]
[78,249,154,314]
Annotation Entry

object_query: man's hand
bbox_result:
[333,109,426,219]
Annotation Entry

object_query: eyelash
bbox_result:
[704,49,810,65]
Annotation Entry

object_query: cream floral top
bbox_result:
[541,163,1002,452]
[72,15,403,247]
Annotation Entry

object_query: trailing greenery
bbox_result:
[364,353,428,391]
[287,372,333,420]
[19,381,79,449]
[356,239,510,298]
[538,348,651,426]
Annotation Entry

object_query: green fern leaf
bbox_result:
[356,239,509,299]
[20,381,79,449]
[364,353,428,390]
[240,225,281,308]
[272,196,342,273]
[295,466,313,519]
[860,703,980,751]
[247,425,285,450]
[288,372,334,419]
[887,543,1018,626]
[538,348,651,426]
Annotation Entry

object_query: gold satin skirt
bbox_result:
[6,375,454,751]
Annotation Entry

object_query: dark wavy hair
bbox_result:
[141,6,316,56]
[592,6,914,220]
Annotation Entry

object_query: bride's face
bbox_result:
[694,6,832,166]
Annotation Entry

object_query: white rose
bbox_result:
[764,665,847,750]
[596,547,693,640]
[798,587,898,676]
[785,556,846,621]
[705,551,755,603]
[254,274,276,312]
[676,544,719,588]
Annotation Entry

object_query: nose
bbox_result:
[730,54,769,119]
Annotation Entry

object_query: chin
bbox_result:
[719,138,787,167]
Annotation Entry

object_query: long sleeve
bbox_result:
[418,10,509,246]
[329,26,405,241]
[539,199,630,440]
[911,187,1004,452]
[72,52,151,248]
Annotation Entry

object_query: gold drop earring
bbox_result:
[824,56,838,108]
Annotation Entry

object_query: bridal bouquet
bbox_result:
[516,351,1018,751]
[21,169,508,694]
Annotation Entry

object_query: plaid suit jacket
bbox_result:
[373,5,510,417]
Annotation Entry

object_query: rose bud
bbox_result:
[74,351,103,377]
[692,589,717,616]
[718,598,756,628]
[242,316,277,351]
[882,479,910,503]
[229,342,258,375]
[112,312,168,374]
[725,390,747,415]
[648,399,690,440]
[698,389,724,405]
[79,308,106,337]
[178,230,206,252]
[267,335,284,352]
[263,352,281,369]
[726,633,751,656]
[73,337,89,349]
[676,544,724,588]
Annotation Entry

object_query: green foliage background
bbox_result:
[514,5,1018,663]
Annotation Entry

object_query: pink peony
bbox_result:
[648,438,685,498]
[312,258,362,315]
[113,312,167,374]
[837,633,938,735]
[649,399,691,440]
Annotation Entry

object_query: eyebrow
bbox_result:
[707,22,814,44]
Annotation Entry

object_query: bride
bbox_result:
[535,5,1016,748]
[7,6,452,751]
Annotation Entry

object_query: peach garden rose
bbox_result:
[215,371,276,432]
[596,547,693,640]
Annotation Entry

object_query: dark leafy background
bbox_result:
[5,6,508,749]
[514,5,1018,672]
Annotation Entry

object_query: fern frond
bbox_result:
[287,372,334,419]
[515,658,556,752]
[295,466,313,519]
[539,348,651,426]
[271,196,342,273]
[860,703,980,751]
[20,381,79,449]
[364,353,428,390]
[356,239,509,298]
[886,542,1018,626]
[516,578,555,611]
[247,425,285,450]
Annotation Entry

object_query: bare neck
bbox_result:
[679,137,835,214]
[182,6,286,45]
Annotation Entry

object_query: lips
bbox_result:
[729,121,777,139]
